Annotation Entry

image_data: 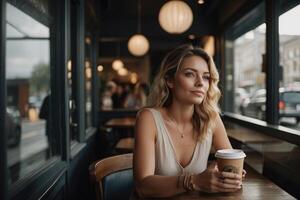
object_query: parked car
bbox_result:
[234,88,249,114]
[6,106,22,147]
[241,88,300,123]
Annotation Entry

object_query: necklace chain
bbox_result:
[168,111,185,139]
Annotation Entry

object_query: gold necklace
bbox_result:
[168,111,185,139]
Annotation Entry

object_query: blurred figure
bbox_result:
[6,106,22,183]
[101,81,117,110]
[39,94,52,158]
[140,82,150,96]
[124,83,148,109]
[112,83,127,109]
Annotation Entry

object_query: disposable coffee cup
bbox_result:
[215,149,246,177]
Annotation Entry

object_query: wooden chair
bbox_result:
[89,153,134,200]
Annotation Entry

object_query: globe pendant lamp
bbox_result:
[112,41,124,71]
[128,34,149,56]
[128,0,149,56]
[112,59,124,71]
[159,0,193,34]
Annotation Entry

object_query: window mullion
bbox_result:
[0,0,8,199]
[265,0,280,124]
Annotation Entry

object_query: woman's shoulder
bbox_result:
[138,106,161,113]
[137,107,156,118]
[135,108,158,138]
[137,107,164,124]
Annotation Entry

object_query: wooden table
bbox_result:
[104,117,136,152]
[132,165,296,200]
[115,137,135,153]
[105,117,136,128]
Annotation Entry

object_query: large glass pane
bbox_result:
[225,24,266,120]
[68,59,76,140]
[279,3,300,131]
[85,37,92,129]
[69,3,78,142]
[5,1,52,184]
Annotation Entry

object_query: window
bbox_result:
[68,8,76,141]
[68,59,76,140]
[225,22,266,119]
[5,0,54,184]
[84,1,93,130]
[279,3,300,128]
[69,1,84,142]
[84,37,92,129]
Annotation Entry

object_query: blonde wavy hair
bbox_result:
[147,44,221,141]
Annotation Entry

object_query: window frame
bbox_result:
[71,0,86,143]
[0,0,70,199]
[83,31,98,138]
[0,0,8,199]
[69,0,98,159]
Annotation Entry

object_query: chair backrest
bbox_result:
[89,153,133,200]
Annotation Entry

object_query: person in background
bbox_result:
[39,94,52,158]
[133,45,246,198]
[112,83,127,109]
[124,83,148,109]
[140,83,150,97]
[101,81,116,110]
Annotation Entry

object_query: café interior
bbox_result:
[1,0,300,199]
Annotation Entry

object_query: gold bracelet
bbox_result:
[182,174,187,191]
[188,174,193,191]
[176,175,182,188]
[188,174,196,191]
[183,173,193,191]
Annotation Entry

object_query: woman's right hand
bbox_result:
[193,162,242,193]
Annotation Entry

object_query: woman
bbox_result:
[133,45,245,198]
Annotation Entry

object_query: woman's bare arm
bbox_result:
[212,114,232,150]
[211,115,247,178]
[133,109,186,198]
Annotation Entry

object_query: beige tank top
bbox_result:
[148,108,212,176]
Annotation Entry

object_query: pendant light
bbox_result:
[128,0,150,56]
[159,0,193,34]
[112,41,124,71]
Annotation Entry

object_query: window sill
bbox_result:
[70,141,86,159]
[222,112,300,145]
[8,157,66,199]
[85,127,96,140]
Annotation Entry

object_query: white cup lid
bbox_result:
[215,149,246,159]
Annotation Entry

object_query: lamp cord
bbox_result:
[116,41,121,58]
[137,0,141,33]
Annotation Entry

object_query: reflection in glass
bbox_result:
[6,1,51,184]
[67,59,77,140]
[85,39,92,129]
[279,4,300,129]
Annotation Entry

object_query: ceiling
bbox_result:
[86,0,223,58]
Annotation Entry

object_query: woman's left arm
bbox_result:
[212,114,232,150]
[211,114,247,179]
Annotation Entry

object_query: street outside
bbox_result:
[7,119,48,183]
